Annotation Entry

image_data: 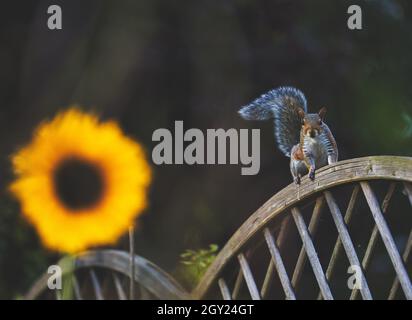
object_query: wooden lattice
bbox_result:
[193,156,412,300]
[25,250,189,300]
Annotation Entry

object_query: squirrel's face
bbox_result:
[299,107,327,138]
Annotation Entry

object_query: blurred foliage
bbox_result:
[176,244,218,289]
[0,196,53,299]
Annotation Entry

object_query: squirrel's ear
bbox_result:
[318,107,327,120]
[297,107,305,121]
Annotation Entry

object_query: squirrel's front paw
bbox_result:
[309,169,316,181]
[294,176,301,185]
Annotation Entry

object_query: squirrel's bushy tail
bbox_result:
[238,86,307,157]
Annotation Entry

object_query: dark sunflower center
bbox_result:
[53,158,104,211]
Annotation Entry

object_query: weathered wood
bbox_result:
[388,183,412,300]
[129,226,135,300]
[388,230,412,300]
[319,185,360,300]
[112,273,127,300]
[357,183,395,269]
[404,182,412,205]
[89,269,104,300]
[291,207,333,300]
[80,251,189,299]
[72,276,82,300]
[350,182,396,300]
[291,196,324,290]
[218,278,232,300]
[139,285,152,300]
[25,273,51,300]
[261,215,291,298]
[193,156,412,299]
[237,253,260,300]
[264,228,296,300]
[25,250,189,300]
[231,269,244,299]
[324,191,372,300]
[360,181,412,299]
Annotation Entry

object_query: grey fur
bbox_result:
[238,87,307,157]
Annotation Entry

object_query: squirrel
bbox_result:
[238,86,338,184]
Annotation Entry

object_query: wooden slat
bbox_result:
[89,269,104,300]
[261,215,291,298]
[404,182,412,205]
[356,183,395,270]
[291,207,333,300]
[218,278,232,300]
[360,181,412,299]
[264,228,296,299]
[231,270,243,299]
[140,285,152,300]
[129,226,135,300]
[388,230,412,300]
[388,182,412,300]
[112,273,127,300]
[237,253,260,300]
[72,276,82,300]
[350,182,396,300]
[324,191,372,300]
[291,196,325,290]
[320,184,360,300]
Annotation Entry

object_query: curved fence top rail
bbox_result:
[26,249,189,300]
[193,156,412,299]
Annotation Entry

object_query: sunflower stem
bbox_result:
[61,255,75,300]
[129,225,135,300]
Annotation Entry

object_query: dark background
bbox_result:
[0,0,411,299]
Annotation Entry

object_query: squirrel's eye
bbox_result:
[319,120,322,125]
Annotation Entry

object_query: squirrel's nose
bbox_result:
[309,130,316,138]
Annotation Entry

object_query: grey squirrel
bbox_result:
[239,86,338,184]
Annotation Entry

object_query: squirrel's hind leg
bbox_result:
[290,145,308,184]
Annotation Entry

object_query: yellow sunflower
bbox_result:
[10,108,151,253]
